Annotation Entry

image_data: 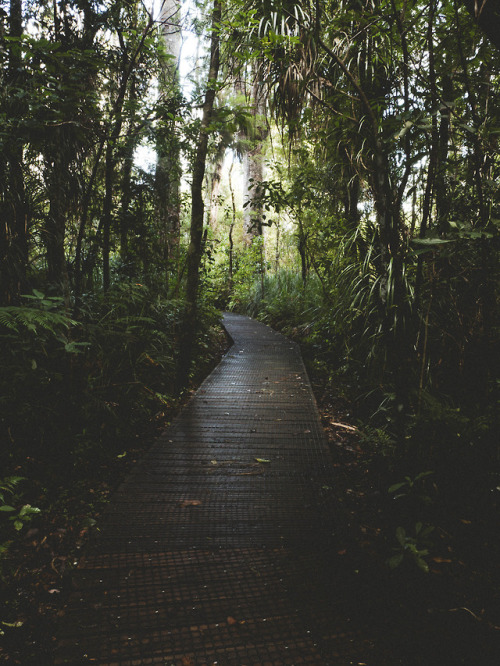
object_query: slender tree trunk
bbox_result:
[436,68,452,236]
[102,140,116,291]
[0,0,27,304]
[275,218,280,275]
[177,0,221,388]
[44,148,68,287]
[416,0,439,303]
[208,145,225,229]
[80,13,154,292]
[297,213,308,286]
[228,162,236,290]
[345,173,360,231]
[455,1,488,227]
[120,137,135,271]
[186,2,220,307]
[74,141,105,303]
[156,0,181,291]
[101,61,135,290]
[242,69,269,244]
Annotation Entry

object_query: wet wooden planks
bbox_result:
[55,313,347,665]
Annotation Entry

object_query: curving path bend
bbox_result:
[56,314,350,665]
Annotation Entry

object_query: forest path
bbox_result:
[56,313,349,665]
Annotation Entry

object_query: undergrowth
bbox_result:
[227,261,500,662]
[0,284,225,658]
[230,261,500,568]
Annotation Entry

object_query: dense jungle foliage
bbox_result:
[1,0,500,660]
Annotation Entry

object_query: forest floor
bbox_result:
[1,324,500,664]
[311,371,500,665]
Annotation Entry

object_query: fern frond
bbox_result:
[0,306,77,335]
[0,309,20,331]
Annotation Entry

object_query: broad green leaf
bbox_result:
[388,553,404,569]
[395,526,406,545]
[388,482,405,493]
[416,558,429,573]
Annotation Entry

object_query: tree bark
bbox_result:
[44,147,69,287]
[208,143,225,230]
[120,131,135,271]
[177,0,221,388]
[242,73,269,244]
[228,161,236,290]
[0,0,27,304]
[156,0,182,290]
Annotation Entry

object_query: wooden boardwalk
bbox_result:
[56,314,347,665]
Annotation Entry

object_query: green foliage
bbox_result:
[227,237,268,312]
[388,522,434,574]
[231,268,323,336]
[0,476,40,575]
[358,426,397,459]
[387,471,435,524]
[388,471,434,503]
[0,290,76,334]
[0,283,222,475]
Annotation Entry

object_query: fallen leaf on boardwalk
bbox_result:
[460,519,472,524]
[182,657,195,666]
[255,458,271,464]
[432,557,452,563]
[227,616,238,625]
[337,549,347,556]
[179,500,202,507]
[210,460,218,465]
[304,429,311,434]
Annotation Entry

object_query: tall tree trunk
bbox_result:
[0,0,27,304]
[82,12,154,291]
[416,0,439,304]
[208,145,225,229]
[436,67,453,235]
[74,142,105,304]
[242,70,269,244]
[102,139,116,291]
[120,137,135,271]
[228,161,236,291]
[297,213,308,286]
[156,0,182,291]
[44,147,69,287]
[373,124,409,439]
[275,218,280,275]
[177,0,221,388]
[101,59,136,290]
[455,2,489,227]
